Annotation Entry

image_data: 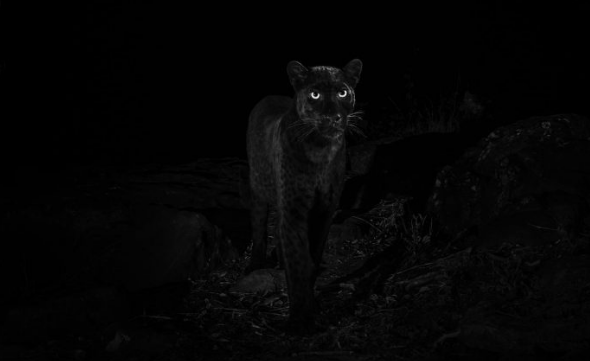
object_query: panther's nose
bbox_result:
[332,113,343,126]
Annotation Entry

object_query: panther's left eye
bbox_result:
[337,89,348,98]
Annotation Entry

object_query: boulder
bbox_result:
[107,205,238,291]
[428,114,590,245]
[0,158,246,311]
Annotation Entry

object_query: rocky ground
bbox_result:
[1,114,589,360]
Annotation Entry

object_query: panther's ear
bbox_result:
[343,59,362,88]
[287,61,308,88]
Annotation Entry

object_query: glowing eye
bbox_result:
[337,89,348,98]
[310,91,321,100]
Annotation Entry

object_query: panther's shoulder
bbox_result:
[255,95,292,113]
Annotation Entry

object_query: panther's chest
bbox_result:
[276,141,346,204]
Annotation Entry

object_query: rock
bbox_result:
[476,211,561,249]
[119,158,252,251]
[108,205,238,291]
[327,216,368,252]
[428,114,590,243]
[0,158,246,312]
[458,253,590,355]
[229,269,286,294]
[119,157,249,210]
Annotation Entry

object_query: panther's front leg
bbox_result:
[277,189,318,332]
[308,205,338,277]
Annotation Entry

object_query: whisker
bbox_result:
[347,111,364,121]
[296,127,315,143]
[346,111,366,138]
[285,117,317,143]
[287,120,306,129]
[346,124,366,138]
[288,123,311,143]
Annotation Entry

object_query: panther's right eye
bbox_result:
[309,91,321,100]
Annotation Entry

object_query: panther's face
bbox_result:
[287,59,363,140]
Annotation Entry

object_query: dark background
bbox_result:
[3,1,588,171]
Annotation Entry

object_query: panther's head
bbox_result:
[287,59,363,140]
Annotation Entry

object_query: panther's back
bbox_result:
[246,95,292,200]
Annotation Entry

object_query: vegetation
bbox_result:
[363,74,487,142]
[147,197,589,360]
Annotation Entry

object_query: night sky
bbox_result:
[3,1,588,170]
